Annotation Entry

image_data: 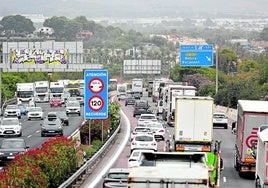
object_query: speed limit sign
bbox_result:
[88,96,104,111]
[84,70,108,119]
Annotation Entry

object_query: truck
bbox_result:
[174,96,214,152]
[117,83,127,93]
[162,85,196,126]
[255,125,268,188]
[66,80,81,96]
[234,100,268,175]
[147,81,153,97]
[16,83,34,104]
[132,78,143,96]
[127,150,221,188]
[49,81,65,104]
[34,81,49,102]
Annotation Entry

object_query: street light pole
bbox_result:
[215,45,219,94]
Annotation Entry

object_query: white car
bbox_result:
[130,126,153,141]
[130,134,157,153]
[66,101,81,116]
[137,114,158,127]
[0,118,22,137]
[128,149,154,168]
[4,105,21,119]
[213,112,228,129]
[27,107,44,120]
[146,122,165,140]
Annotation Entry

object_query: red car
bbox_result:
[50,97,62,107]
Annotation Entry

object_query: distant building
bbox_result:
[76,31,93,39]
[36,27,54,35]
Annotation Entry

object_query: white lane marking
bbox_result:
[27,135,32,138]
[85,110,131,188]
[223,176,227,182]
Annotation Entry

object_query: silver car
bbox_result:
[0,117,22,137]
[40,113,63,137]
[102,168,129,188]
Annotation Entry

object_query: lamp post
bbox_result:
[215,45,219,94]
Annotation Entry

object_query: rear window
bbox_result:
[135,135,154,141]
[135,101,148,107]
[108,173,129,179]
[213,114,226,118]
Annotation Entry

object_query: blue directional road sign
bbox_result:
[84,69,108,119]
[180,44,214,67]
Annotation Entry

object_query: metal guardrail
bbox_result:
[58,120,121,188]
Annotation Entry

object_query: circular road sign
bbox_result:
[88,96,104,111]
[88,78,104,94]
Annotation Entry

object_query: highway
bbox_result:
[0,102,84,150]
[0,94,256,187]
[80,92,255,188]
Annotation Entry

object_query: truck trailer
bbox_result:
[255,125,268,188]
[127,151,221,188]
[131,78,143,96]
[234,100,268,175]
[174,96,214,152]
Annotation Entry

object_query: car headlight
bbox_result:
[0,152,4,155]
[15,126,21,131]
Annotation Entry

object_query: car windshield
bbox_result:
[1,140,25,149]
[1,119,19,125]
[29,107,42,112]
[135,128,151,132]
[135,135,153,141]
[6,105,19,109]
[108,173,129,179]
[67,102,79,107]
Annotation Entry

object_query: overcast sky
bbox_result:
[1,0,268,19]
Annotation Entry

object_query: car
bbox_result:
[125,96,135,106]
[128,149,154,168]
[75,96,84,106]
[117,92,127,101]
[65,101,81,116]
[133,100,150,117]
[146,122,165,140]
[130,134,157,153]
[0,117,22,137]
[18,103,28,116]
[137,114,158,127]
[0,138,29,166]
[40,113,63,137]
[130,126,153,141]
[54,111,69,126]
[3,105,21,119]
[213,112,228,129]
[50,96,62,107]
[133,92,141,99]
[27,107,44,120]
[102,168,129,188]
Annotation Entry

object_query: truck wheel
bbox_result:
[255,177,261,188]
[225,124,228,129]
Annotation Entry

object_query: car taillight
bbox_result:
[159,129,165,133]
[131,141,136,145]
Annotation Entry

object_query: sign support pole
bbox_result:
[88,121,91,145]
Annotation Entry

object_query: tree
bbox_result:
[259,28,268,41]
[0,15,35,34]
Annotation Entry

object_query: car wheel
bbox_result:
[18,116,21,119]
[18,132,22,137]
[41,133,45,137]
[78,113,81,116]
[225,124,228,129]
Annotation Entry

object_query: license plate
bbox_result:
[7,156,15,159]
[48,131,55,133]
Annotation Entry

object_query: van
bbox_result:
[133,100,150,117]
[156,100,163,116]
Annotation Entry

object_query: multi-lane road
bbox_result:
[0,94,256,187]
[81,93,256,188]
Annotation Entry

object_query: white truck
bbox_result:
[49,81,65,104]
[34,81,50,102]
[127,151,221,188]
[16,83,34,103]
[234,100,268,175]
[255,125,268,188]
[162,85,196,126]
[174,96,214,152]
[132,78,143,96]
[117,83,127,93]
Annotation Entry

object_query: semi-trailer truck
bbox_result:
[234,100,268,175]
[34,81,49,102]
[173,96,214,152]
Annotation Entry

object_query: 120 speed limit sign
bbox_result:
[88,96,104,111]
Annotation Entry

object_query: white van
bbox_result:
[156,100,163,116]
